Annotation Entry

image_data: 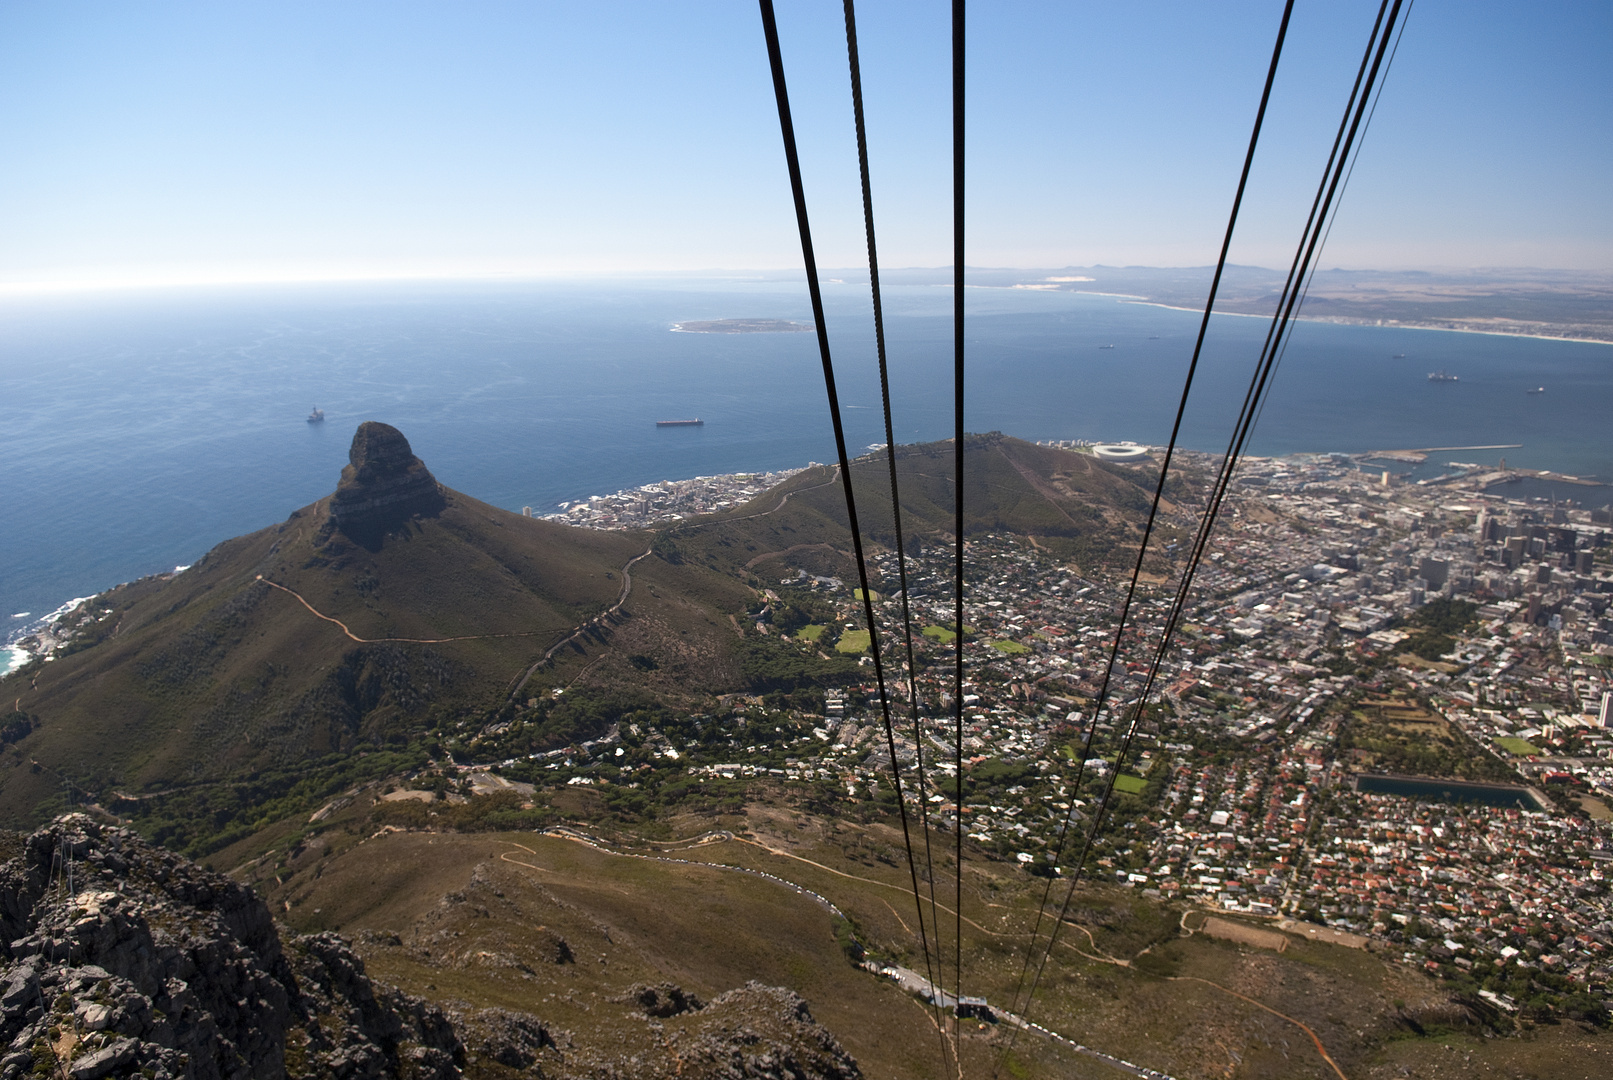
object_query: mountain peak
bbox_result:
[328,421,445,546]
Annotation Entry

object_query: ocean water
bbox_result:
[3,277,1610,633]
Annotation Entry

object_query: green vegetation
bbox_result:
[1338,698,1518,782]
[1397,597,1481,662]
[990,639,1031,655]
[1494,736,1541,756]
[796,624,826,641]
[1411,596,1482,635]
[1112,773,1148,795]
[766,589,840,636]
[921,624,956,644]
[123,743,433,857]
[835,629,871,654]
[963,758,1035,799]
[735,637,861,691]
[370,789,554,832]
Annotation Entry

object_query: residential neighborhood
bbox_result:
[539,447,1613,1016]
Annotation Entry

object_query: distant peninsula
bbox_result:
[827,265,1613,345]
[671,318,813,334]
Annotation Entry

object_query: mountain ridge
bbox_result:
[0,425,1174,835]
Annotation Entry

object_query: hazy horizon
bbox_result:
[3,262,1612,300]
[1,1,1608,290]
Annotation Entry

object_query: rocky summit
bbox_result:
[0,816,460,1080]
[327,422,446,547]
[0,818,869,1080]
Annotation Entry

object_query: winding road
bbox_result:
[505,465,843,700]
[507,547,654,702]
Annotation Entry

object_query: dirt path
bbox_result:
[508,467,842,698]
[744,542,848,570]
[257,576,550,645]
[1163,975,1349,1080]
[507,547,654,701]
[729,836,1003,938]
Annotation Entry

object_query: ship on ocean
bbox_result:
[656,418,704,427]
[1427,370,1458,382]
[307,406,325,423]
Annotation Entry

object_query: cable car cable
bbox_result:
[1251,0,1416,441]
[1004,4,1407,1067]
[756,3,944,1059]
[842,0,952,1057]
[950,0,967,1046]
[995,3,1296,1057]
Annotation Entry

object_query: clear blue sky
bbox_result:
[0,0,1607,288]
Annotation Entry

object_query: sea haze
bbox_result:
[3,277,1610,626]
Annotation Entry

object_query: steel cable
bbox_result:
[949,1,966,1051]
[756,5,946,1067]
[841,0,952,1061]
[995,7,1297,1066]
[1001,3,1407,1070]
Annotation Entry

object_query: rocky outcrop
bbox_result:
[671,983,862,1080]
[327,423,445,548]
[552,982,860,1080]
[624,983,703,1019]
[0,816,462,1080]
[444,1008,557,1073]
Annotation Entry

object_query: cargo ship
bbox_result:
[307,406,325,423]
[656,418,704,427]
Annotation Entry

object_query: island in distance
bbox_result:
[671,317,813,333]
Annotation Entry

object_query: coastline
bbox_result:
[6,436,1605,679]
[1109,298,1613,346]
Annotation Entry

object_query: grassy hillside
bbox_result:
[0,485,752,825]
[663,433,1186,582]
[0,430,1183,835]
[211,791,1593,1080]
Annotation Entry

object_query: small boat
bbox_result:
[1098,344,1115,349]
[656,418,704,427]
[1428,371,1458,382]
[1526,387,1545,394]
[307,406,325,423]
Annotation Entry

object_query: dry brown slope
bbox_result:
[0,483,736,822]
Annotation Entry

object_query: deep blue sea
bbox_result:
[3,277,1610,635]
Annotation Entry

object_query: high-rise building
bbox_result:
[1419,557,1449,589]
